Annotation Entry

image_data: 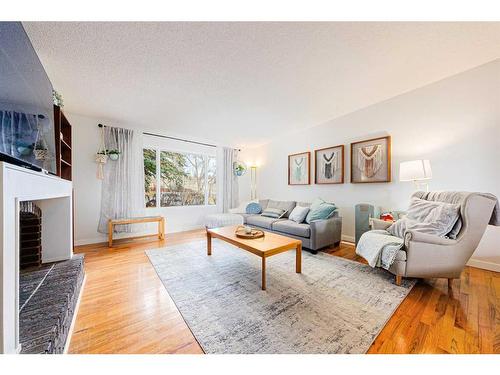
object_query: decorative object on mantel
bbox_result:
[234,225,265,239]
[95,125,107,179]
[288,151,311,185]
[233,160,247,176]
[52,89,64,108]
[399,159,432,192]
[315,145,344,184]
[33,116,51,161]
[351,136,391,183]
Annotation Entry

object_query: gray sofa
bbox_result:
[240,199,342,253]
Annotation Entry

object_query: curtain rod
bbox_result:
[98,124,240,151]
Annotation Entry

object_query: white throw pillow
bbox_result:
[289,206,310,223]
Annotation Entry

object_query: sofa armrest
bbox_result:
[310,216,342,250]
[370,218,392,230]
[404,230,457,246]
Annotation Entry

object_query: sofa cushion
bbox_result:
[267,200,296,218]
[259,199,270,211]
[288,206,310,223]
[305,198,337,223]
[246,215,284,229]
[261,207,287,218]
[246,202,262,214]
[272,220,311,238]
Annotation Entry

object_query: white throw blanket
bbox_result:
[355,230,404,269]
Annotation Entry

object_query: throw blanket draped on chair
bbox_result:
[355,230,404,269]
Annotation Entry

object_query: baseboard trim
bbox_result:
[341,235,355,243]
[467,258,500,273]
[64,274,86,354]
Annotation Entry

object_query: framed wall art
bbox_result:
[288,151,310,185]
[314,145,344,184]
[350,136,391,183]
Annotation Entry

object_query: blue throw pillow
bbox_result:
[246,202,262,214]
[305,198,336,223]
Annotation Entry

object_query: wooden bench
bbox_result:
[107,216,165,247]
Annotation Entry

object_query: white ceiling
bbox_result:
[23,22,500,148]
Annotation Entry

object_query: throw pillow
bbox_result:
[261,208,287,219]
[266,200,296,218]
[388,198,460,238]
[305,198,337,224]
[246,202,262,214]
[288,206,310,223]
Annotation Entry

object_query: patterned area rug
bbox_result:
[146,240,415,354]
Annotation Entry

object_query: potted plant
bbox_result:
[106,149,121,161]
[233,161,247,176]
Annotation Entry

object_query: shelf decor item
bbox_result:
[315,145,344,184]
[52,89,64,108]
[288,151,310,185]
[350,136,391,183]
[33,118,51,161]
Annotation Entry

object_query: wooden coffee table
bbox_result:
[206,225,302,290]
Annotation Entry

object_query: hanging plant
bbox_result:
[233,161,247,177]
[98,149,121,161]
[53,89,64,108]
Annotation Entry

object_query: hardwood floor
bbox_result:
[70,229,499,354]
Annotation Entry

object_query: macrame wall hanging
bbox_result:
[321,151,339,179]
[294,157,305,181]
[357,144,383,178]
[95,126,108,180]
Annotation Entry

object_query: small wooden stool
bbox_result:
[108,216,165,247]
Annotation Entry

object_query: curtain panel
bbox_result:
[222,147,239,213]
[97,126,145,234]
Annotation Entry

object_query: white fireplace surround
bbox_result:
[0,161,73,353]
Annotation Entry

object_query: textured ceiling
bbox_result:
[23,22,500,148]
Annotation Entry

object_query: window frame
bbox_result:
[144,147,217,208]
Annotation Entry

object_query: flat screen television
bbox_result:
[0,22,56,174]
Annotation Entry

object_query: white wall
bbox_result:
[68,113,222,246]
[239,60,500,270]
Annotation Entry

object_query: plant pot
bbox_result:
[108,153,119,161]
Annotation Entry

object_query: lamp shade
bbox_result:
[399,160,432,181]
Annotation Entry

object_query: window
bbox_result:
[144,148,217,207]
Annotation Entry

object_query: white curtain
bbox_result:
[222,147,239,212]
[97,126,145,234]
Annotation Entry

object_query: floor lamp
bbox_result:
[250,166,257,200]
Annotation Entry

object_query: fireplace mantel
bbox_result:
[0,161,73,353]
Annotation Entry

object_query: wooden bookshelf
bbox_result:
[54,105,72,181]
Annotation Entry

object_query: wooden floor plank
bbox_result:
[69,230,500,354]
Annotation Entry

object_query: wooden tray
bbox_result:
[235,226,265,239]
